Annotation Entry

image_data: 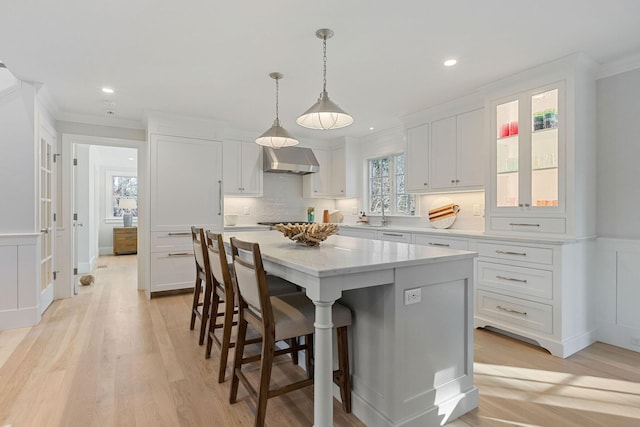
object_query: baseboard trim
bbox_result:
[0,306,40,331]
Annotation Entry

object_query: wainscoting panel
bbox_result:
[596,238,640,352]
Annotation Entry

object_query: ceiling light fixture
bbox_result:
[255,72,299,149]
[444,59,457,67]
[296,28,353,130]
[102,87,114,94]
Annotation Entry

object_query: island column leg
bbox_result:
[313,300,335,427]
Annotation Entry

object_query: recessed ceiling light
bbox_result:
[102,87,114,94]
[444,59,457,67]
[369,127,374,131]
[128,157,134,161]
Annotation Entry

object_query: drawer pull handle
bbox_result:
[168,252,193,257]
[168,232,190,236]
[509,223,540,227]
[496,250,527,256]
[496,275,528,283]
[382,233,403,237]
[496,305,527,316]
[428,242,450,247]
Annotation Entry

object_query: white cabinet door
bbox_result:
[331,147,346,197]
[430,109,485,191]
[456,109,485,188]
[239,142,262,196]
[223,140,263,196]
[430,116,457,190]
[303,148,331,198]
[150,134,223,232]
[406,124,430,192]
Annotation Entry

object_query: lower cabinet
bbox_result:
[338,227,378,239]
[472,237,595,358]
[411,234,469,250]
[376,230,411,243]
[149,231,195,293]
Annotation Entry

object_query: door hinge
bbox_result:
[53,213,57,222]
[53,271,57,280]
[73,213,78,221]
[73,158,78,166]
[53,153,61,163]
[73,267,78,276]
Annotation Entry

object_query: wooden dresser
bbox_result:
[113,227,137,255]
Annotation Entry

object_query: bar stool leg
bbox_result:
[190,275,202,330]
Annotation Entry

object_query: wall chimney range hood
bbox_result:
[263,146,319,175]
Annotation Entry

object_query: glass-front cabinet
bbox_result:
[492,83,564,212]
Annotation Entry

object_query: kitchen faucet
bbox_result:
[381,201,389,226]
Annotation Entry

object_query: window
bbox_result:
[106,170,138,220]
[369,154,416,215]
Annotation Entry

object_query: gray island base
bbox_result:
[222,231,477,427]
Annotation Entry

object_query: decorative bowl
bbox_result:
[275,223,339,246]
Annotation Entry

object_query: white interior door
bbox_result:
[72,143,79,295]
[39,127,55,313]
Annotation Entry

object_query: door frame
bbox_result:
[61,134,147,299]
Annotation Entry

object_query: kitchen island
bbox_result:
[222,231,478,427]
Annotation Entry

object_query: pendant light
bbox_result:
[255,72,299,148]
[296,28,353,130]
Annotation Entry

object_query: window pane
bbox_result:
[397,174,405,194]
[112,176,138,217]
[382,176,391,195]
[396,154,405,175]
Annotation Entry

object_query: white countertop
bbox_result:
[221,230,476,278]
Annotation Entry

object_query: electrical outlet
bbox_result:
[404,288,421,306]
[243,206,250,215]
[631,336,640,346]
[473,204,481,216]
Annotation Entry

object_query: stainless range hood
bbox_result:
[263,146,319,175]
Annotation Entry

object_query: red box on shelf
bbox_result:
[509,121,519,135]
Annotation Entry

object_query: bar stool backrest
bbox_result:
[191,226,206,274]
[205,231,233,299]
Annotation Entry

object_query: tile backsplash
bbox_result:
[224,173,335,225]
[225,173,484,231]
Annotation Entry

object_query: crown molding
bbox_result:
[597,51,640,80]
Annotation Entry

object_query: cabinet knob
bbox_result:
[423,182,428,186]
[451,179,455,183]
[455,179,460,183]
[524,203,530,207]
[518,203,523,207]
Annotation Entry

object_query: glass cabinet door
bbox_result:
[496,99,519,207]
[493,84,562,211]
[530,88,559,208]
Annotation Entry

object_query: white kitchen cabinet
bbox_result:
[304,142,358,198]
[486,55,596,239]
[223,140,263,197]
[405,124,430,192]
[411,234,469,250]
[430,109,485,191]
[338,226,377,240]
[303,148,331,198]
[472,237,595,358]
[148,123,223,294]
[376,230,412,243]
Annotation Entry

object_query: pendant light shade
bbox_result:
[297,29,353,130]
[256,72,299,148]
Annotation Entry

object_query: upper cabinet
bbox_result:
[406,108,485,193]
[405,124,430,192]
[485,54,597,238]
[304,142,358,199]
[223,140,263,197]
[149,134,223,231]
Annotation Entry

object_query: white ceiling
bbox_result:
[2,1,640,141]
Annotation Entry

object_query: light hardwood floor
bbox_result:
[1,255,639,427]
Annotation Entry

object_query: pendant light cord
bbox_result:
[322,35,328,93]
[275,76,280,121]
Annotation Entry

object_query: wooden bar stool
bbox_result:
[189,226,212,345]
[204,231,300,383]
[229,237,352,427]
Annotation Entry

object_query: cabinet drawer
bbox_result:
[490,217,565,234]
[477,261,553,300]
[151,231,192,252]
[412,234,468,250]
[477,241,553,265]
[476,290,552,334]
[377,231,412,243]
[338,227,377,240]
[150,251,195,292]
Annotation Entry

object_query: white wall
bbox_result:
[594,68,640,352]
[0,83,36,233]
[596,68,640,239]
